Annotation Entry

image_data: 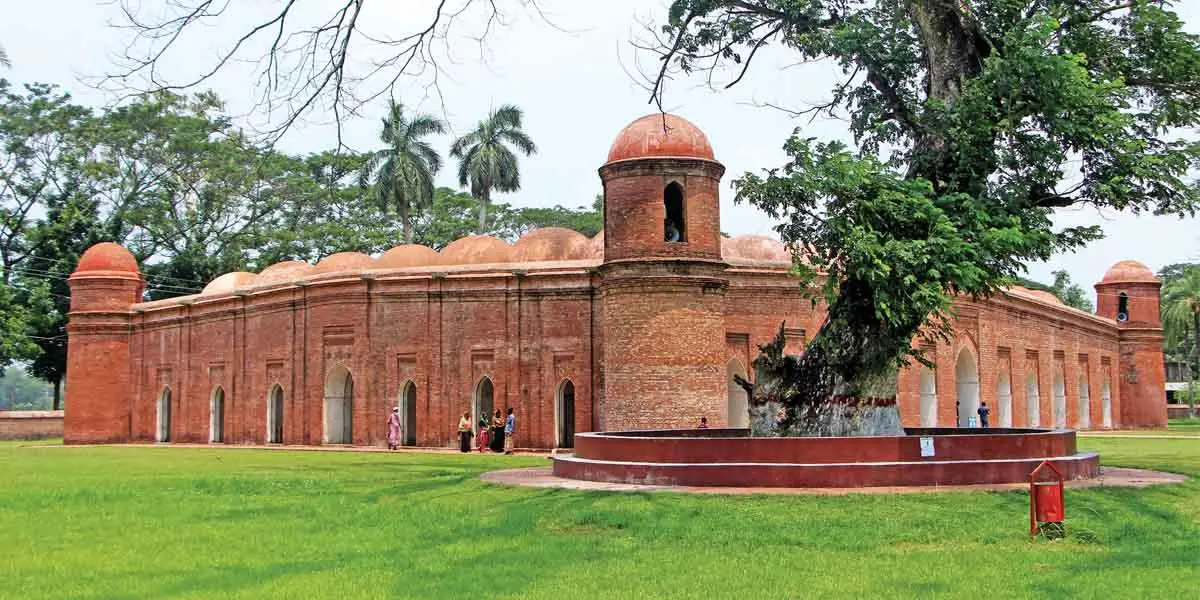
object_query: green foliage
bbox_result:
[661,1,1200,402]
[0,366,52,410]
[359,101,446,243]
[450,105,537,233]
[1161,264,1200,387]
[1015,271,1094,312]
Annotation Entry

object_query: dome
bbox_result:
[1099,260,1159,285]
[439,235,513,265]
[201,272,257,295]
[312,252,376,275]
[721,235,791,264]
[75,242,138,274]
[1003,286,1064,306]
[511,228,593,262]
[587,231,604,259]
[254,260,313,286]
[378,244,440,268]
[606,113,715,164]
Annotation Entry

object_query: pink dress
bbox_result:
[387,413,402,447]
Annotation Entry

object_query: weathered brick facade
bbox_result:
[64,114,1167,448]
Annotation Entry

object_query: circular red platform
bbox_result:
[552,428,1100,488]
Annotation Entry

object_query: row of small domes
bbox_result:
[73,229,797,296]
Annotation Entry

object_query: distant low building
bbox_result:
[1166,359,1194,402]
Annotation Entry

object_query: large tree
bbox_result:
[651,1,1200,434]
[359,101,446,243]
[450,105,537,234]
[1163,265,1200,396]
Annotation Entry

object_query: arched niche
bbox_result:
[267,384,284,444]
[556,379,576,448]
[663,182,686,242]
[400,380,417,446]
[996,369,1013,428]
[156,387,172,443]
[727,359,749,429]
[474,377,495,432]
[210,386,225,443]
[919,367,938,427]
[955,347,979,428]
[323,364,354,444]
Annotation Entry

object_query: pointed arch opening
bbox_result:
[1026,372,1041,428]
[267,384,284,444]
[400,380,417,446]
[1077,373,1091,429]
[727,359,750,429]
[556,379,576,448]
[323,364,354,444]
[919,367,938,427]
[1052,370,1067,429]
[955,348,979,428]
[663,182,686,242]
[210,386,225,443]
[474,377,494,434]
[1101,377,1113,428]
[1117,292,1130,322]
[156,387,172,442]
[996,369,1013,428]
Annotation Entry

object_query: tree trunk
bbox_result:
[400,204,413,244]
[52,378,61,411]
[476,191,490,235]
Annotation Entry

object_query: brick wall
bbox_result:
[0,411,64,440]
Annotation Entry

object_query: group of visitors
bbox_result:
[385,406,518,453]
[458,408,517,455]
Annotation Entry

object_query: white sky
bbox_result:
[2,0,1199,290]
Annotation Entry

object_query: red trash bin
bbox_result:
[1029,461,1065,538]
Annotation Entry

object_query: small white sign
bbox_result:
[968,416,979,428]
[919,436,935,458]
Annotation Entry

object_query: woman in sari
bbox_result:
[457,411,473,453]
[478,414,490,452]
[490,409,505,453]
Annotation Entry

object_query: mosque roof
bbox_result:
[606,113,716,164]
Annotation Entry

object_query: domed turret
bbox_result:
[1095,259,1161,324]
[1094,259,1166,428]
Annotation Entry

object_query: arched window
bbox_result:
[210,387,225,443]
[663,182,686,242]
[267,384,284,444]
[1052,370,1067,429]
[156,387,172,442]
[323,365,354,444]
[1026,372,1041,428]
[919,367,938,427]
[996,370,1013,428]
[1077,373,1091,429]
[955,348,979,428]
[1101,377,1113,428]
[556,379,576,448]
[1117,292,1129,322]
[400,380,417,446]
[474,377,494,433]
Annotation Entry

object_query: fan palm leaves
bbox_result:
[450,104,536,233]
[1163,266,1200,385]
[359,100,445,243]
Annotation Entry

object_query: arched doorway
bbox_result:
[996,370,1013,428]
[156,387,172,442]
[919,367,938,427]
[727,359,749,429]
[1026,373,1041,427]
[1052,370,1067,429]
[324,365,353,444]
[400,380,417,446]
[267,384,284,444]
[474,377,494,433]
[210,387,225,443]
[1077,374,1091,429]
[1101,378,1113,428]
[955,348,979,427]
[556,379,576,448]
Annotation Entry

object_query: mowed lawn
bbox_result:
[2,432,1199,600]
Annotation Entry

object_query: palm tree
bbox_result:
[0,44,10,68]
[450,105,537,233]
[359,100,445,243]
[1163,266,1200,404]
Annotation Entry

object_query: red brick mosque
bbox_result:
[63,114,1168,449]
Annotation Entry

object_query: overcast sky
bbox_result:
[3,0,1198,290]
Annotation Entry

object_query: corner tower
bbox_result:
[64,242,144,443]
[598,114,729,430]
[1095,260,1166,428]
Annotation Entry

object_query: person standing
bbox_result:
[386,407,402,450]
[457,411,473,453]
[490,409,505,453]
[698,417,709,429]
[503,408,516,455]
[977,402,991,428]
[477,414,490,453]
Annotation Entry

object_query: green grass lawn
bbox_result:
[2,436,1198,599]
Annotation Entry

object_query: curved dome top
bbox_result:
[254,260,313,286]
[721,235,791,264]
[201,271,257,295]
[512,227,595,262]
[313,252,376,275]
[1099,260,1159,285]
[378,244,440,269]
[75,242,139,274]
[606,113,715,164]
[439,235,513,265]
